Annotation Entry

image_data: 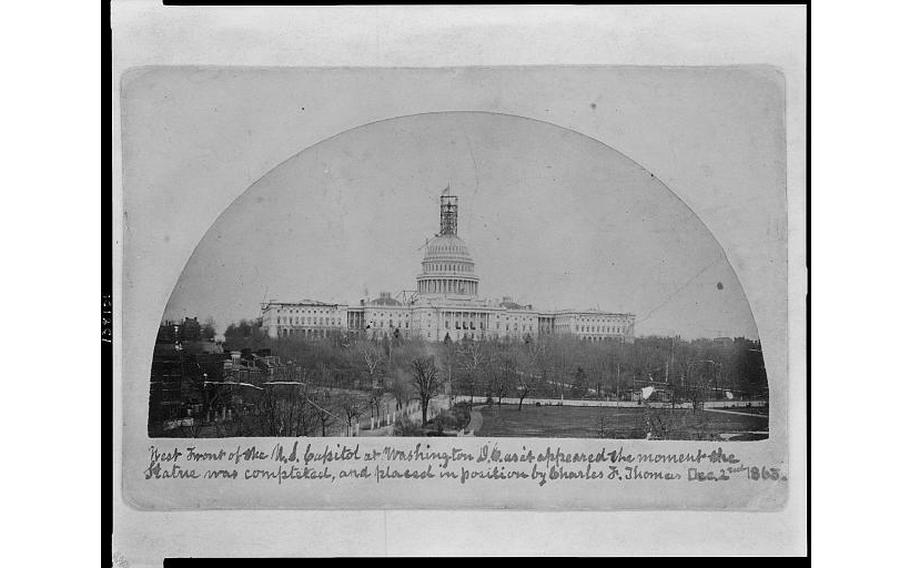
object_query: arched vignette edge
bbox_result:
[157,110,766,359]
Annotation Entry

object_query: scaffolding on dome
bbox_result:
[439,185,458,236]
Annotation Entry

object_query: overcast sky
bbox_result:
[162,112,759,339]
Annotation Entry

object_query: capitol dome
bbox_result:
[424,234,474,262]
[416,189,479,298]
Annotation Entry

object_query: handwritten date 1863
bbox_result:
[688,465,787,482]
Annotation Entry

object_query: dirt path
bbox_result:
[704,407,768,418]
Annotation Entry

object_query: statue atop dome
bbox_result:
[439,184,458,236]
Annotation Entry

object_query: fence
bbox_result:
[361,396,452,433]
[454,395,768,410]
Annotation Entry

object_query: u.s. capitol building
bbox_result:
[261,188,635,343]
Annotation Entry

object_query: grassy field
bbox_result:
[477,404,769,440]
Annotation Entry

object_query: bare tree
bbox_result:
[254,384,316,437]
[437,339,457,396]
[410,356,441,425]
[488,351,515,407]
[388,368,412,410]
[311,389,339,436]
[571,366,589,398]
[589,348,613,399]
[457,340,487,402]
[688,375,711,415]
[336,393,364,435]
[368,388,383,423]
[358,340,386,390]
[514,371,537,411]
[514,340,547,410]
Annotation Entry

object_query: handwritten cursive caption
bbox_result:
[143,442,787,487]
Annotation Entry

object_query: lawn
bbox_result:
[476,404,769,440]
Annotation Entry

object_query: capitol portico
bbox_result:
[261,187,635,343]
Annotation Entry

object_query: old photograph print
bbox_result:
[148,110,770,442]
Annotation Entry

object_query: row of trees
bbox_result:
[152,317,766,438]
[221,320,455,429]
[220,319,767,413]
[425,334,764,412]
[155,316,767,438]
[182,381,374,438]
